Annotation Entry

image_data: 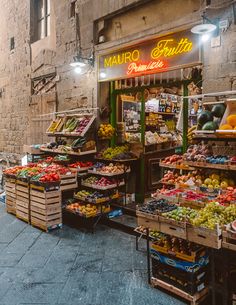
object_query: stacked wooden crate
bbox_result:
[30,183,62,232]
[5,177,16,215]
[16,180,30,222]
[60,172,78,191]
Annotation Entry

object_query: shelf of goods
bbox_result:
[136,141,236,304]
[121,91,182,151]
[63,161,131,231]
[3,160,84,230]
[46,115,96,137]
[40,148,97,156]
[135,225,210,304]
[41,113,97,156]
[187,98,236,143]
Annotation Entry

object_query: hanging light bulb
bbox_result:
[201,33,210,42]
[74,66,82,74]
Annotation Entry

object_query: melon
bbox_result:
[211,104,226,118]
[219,124,233,130]
[226,114,236,127]
[202,121,218,131]
[197,110,213,126]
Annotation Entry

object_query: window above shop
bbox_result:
[31,0,51,42]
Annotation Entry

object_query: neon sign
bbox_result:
[98,30,200,81]
[104,50,140,67]
[151,38,193,59]
[127,60,167,75]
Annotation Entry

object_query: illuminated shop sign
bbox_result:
[98,31,200,82]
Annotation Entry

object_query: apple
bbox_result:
[221,181,228,189]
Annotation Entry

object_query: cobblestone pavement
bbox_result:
[0,205,184,305]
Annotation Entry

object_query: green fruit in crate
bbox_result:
[202,121,218,131]
[197,110,213,125]
[211,104,226,118]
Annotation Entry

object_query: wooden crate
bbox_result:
[151,277,209,305]
[159,216,187,239]
[222,225,236,251]
[30,183,62,232]
[5,178,16,215]
[60,173,78,191]
[136,211,160,231]
[187,224,222,249]
[16,180,29,222]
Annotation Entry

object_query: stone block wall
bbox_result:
[0,0,236,163]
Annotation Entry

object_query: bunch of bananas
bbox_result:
[187,125,197,143]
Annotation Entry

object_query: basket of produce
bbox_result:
[71,137,86,152]
[98,123,115,140]
[212,144,235,157]
[53,154,70,165]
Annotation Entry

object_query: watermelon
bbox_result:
[211,104,226,118]
[202,121,218,131]
[197,110,213,125]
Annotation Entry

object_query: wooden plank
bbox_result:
[5,191,16,199]
[60,178,77,185]
[31,205,61,216]
[6,206,16,215]
[151,277,209,303]
[16,180,28,187]
[16,185,29,193]
[5,182,15,188]
[187,226,222,249]
[16,210,29,222]
[16,204,29,214]
[16,191,29,199]
[30,189,60,199]
[31,211,61,222]
[30,200,58,210]
[31,217,62,232]
[60,183,78,191]
[6,196,15,204]
[16,195,29,203]
[16,200,29,209]
[30,195,61,205]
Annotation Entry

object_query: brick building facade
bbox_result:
[0,0,236,163]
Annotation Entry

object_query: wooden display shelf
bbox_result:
[81,181,125,190]
[151,277,209,305]
[159,215,187,239]
[136,211,160,231]
[222,226,236,251]
[95,157,138,163]
[183,161,236,171]
[60,173,78,191]
[87,169,130,177]
[159,162,195,170]
[47,115,96,137]
[187,224,222,249]
[74,195,110,204]
[40,148,97,156]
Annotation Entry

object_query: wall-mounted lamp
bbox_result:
[70,54,94,68]
[70,53,94,74]
[191,13,217,42]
